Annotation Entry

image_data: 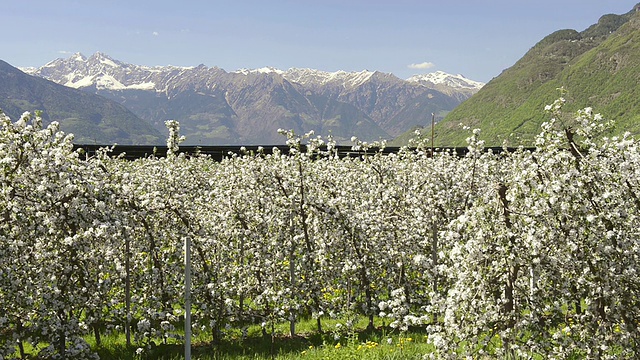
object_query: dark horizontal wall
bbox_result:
[73,144,533,161]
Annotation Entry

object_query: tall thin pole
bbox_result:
[431,112,435,157]
[289,202,296,337]
[125,237,131,347]
[185,236,192,360]
[431,221,438,293]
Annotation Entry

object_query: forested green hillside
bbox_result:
[425,5,640,146]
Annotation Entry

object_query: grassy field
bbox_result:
[71,317,434,360]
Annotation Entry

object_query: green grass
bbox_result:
[13,314,610,358]
[81,317,434,360]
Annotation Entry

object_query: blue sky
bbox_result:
[2,0,638,82]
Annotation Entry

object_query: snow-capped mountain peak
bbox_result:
[233,67,285,75]
[230,67,378,88]
[407,71,484,90]
[70,52,87,62]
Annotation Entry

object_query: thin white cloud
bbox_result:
[152,31,159,36]
[408,62,435,70]
[58,50,73,54]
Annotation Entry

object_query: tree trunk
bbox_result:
[93,321,101,346]
[57,310,66,359]
[17,319,25,359]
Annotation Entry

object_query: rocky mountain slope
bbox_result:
[24,53,483,145]
[0,60,162,144]
[429,3,640,147]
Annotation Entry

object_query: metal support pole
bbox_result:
[185,236,192,360]
[431,112,435,156]
[125,236,131,347]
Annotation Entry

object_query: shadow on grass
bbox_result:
[93,326,425,360]
[94,333,320,359]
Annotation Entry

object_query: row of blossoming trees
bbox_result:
[1,99,639,359]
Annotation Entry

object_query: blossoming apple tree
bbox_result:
[1,97,640,359]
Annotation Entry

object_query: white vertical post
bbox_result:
[125,236,131,347]
[185,236,192,360]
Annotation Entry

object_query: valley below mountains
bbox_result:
[22,53,483,145]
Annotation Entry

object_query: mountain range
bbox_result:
[0,60,162,144]
[8,4,640,148]
[426,3,640,146]
[21,53,483,145]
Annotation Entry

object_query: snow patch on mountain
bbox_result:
[282,68,375,88]
[232,67,378,88]
[407,71,484,90]
[65,74,95,88]
[99,57,119,68]
[95,74,126,90]
[127,82,156,90]
[20,67,38,74]
[234,67,285,75]
[42,60,59,69]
